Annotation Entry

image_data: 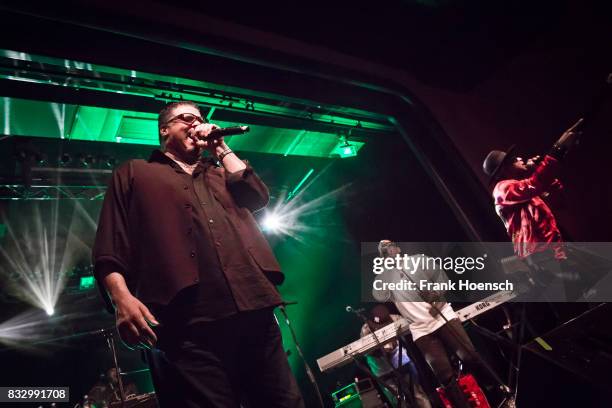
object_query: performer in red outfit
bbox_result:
[491,153,566,260]
[483,119,583,260]
[481,120,605,303]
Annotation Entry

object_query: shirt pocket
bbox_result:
[247,246,282,272]
[206,170,235,210]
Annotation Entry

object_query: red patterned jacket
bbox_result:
[493,155,566,259]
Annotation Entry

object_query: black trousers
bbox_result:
[146,308,304,408]
[414,319,489,387]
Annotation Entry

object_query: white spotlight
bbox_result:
[263,213,283,232]
[0,203,81,316]
[0,309,53,348]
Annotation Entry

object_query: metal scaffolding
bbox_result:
[0,184,107,200]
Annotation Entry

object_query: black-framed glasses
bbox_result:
[165,113,206,126]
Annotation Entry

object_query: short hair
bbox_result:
[157,101,201,146]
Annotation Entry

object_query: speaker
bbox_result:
[332,378,386,408]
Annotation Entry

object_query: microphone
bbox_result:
[345,305,365,314]
[204,126,250,140]
[526,155,543,167]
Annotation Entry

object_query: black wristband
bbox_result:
[218,149,233,161]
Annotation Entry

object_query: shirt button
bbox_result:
[183,185,189,190]
[190,251,196,258]
[201,202,207,206]
[215,241,221,247]
[185,203,191,209]
[209,219,214,224]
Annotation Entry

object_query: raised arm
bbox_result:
[218,145,270,212]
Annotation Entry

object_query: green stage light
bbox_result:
[285,169,314,203]
[337,142,358,158]
[79,276,96,291]
[343,145,355,156]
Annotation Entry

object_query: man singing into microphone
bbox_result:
[93,101,303,407]
[483,120,582,262]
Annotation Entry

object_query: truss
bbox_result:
[0,184,107,200]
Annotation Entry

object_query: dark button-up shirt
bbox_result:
[93,150,284,320]
[493,155,565,259]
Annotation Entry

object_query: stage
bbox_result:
[0,2,611,407]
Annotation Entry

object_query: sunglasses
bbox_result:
[165,113,207,126]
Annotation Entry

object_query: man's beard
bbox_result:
[166,137,203,163]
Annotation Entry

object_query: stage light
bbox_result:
[335,135,358,158]
[3,96,11,134]
[259,164,350,241]
[76,154,95,168]
[286,169,314,202]
[263,213,283,232]
[0,308,100,349]
[0,309,53,348]
[342,145,355,156]
[104,156,117,168]
[337,142,357,158]
[79,276,96,291]
[51,102,67,139]
[34,152,47,167]
[0,203,83,316]
[59,152,71,166]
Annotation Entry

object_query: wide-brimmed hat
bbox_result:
[482,145,516,183]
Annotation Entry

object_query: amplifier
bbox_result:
[332,378,385,408]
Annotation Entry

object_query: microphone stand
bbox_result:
[395,329,418,408]
[350,308,413,408]
[277,304,325,408]
[102,329,126,407]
